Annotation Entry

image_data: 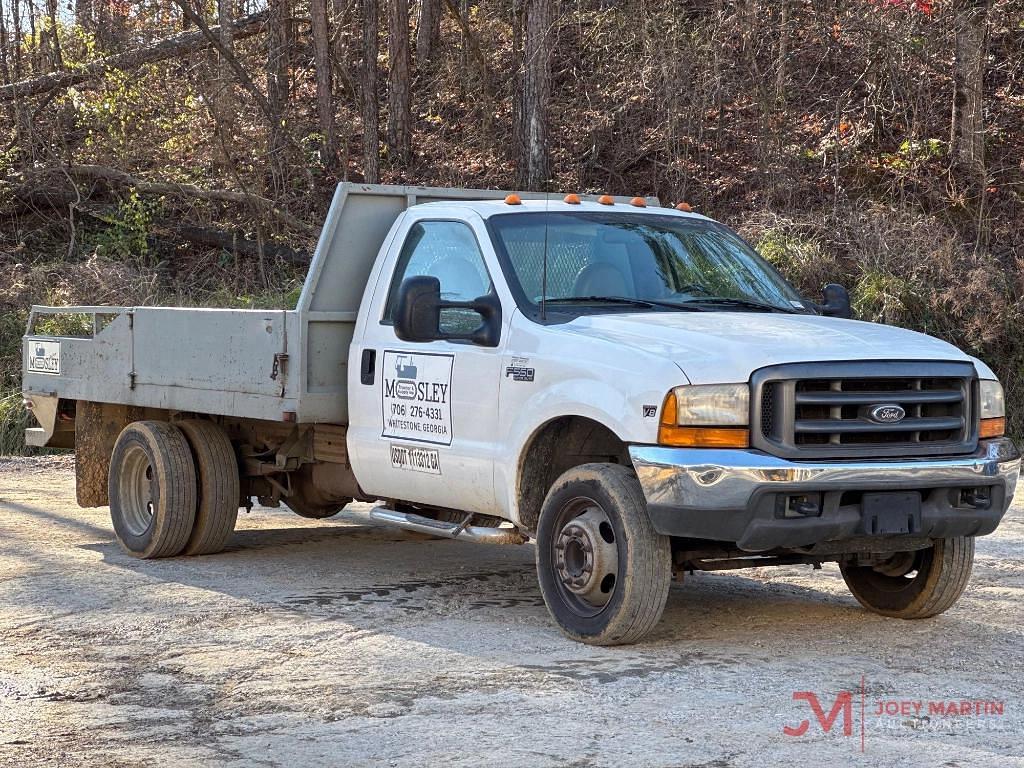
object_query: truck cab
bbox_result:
[22,184,1021,645]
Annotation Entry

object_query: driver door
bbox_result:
[347,216,507,515]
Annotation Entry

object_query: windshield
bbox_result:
[487,212,806,316]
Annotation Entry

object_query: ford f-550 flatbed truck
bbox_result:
[22,183,1020,644]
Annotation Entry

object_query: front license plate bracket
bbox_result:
[860,491,922,536]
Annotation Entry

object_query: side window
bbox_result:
[384,221,493,334]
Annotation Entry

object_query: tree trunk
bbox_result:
[416,0,441,66]
[212,0,236,168]
[775,0,789,103]
[361,0,381,183]
[217,0,235,113]
[311,0,337,170]
[45,0,63,70]
[266,0,291,191]
[518,0,553,189]
[74,0,93,29]
[950,0,989,189]
[10,0,21,78]
[387,0,411,163]
[0,0,11,86]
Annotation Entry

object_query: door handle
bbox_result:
[360,348,376,385]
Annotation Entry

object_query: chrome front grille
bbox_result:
[751,362,978,459]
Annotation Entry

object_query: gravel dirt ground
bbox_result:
[1,455,1022,767]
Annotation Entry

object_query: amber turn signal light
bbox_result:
[980,417,1005,439]
[657,425,750,448]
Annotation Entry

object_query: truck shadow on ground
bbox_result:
[6,497,1009,667]
[78,521,1006,657]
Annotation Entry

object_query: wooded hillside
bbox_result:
[2,0,1023,449]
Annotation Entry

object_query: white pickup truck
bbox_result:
[22,183,1020,645]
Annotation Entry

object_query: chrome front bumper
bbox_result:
[629,438,1021,550]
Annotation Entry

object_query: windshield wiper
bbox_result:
[544,296,708,311]
[679,296,799,313]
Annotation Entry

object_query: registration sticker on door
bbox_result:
[390,444,442,475]
[381,351,454,446]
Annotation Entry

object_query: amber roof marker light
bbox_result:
[563,194,581,204]
[675,202,693,212]
[597,195,615,205]
[630,197,647,207]
[505,194,522,205]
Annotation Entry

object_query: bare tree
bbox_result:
[950,0,989,189]
[44,0,63,70]
[266,0,291,190]
[416,0,441,66]
[311,0,338,170]
[74,0,93,29]
[362,0,381,182]
[217,0,235,114]
[518,0,553,189]
[0,9,272,102]
[775,0,789,102]
[0,0,11,85]
[387,0,411,162]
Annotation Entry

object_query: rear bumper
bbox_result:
[629,438,1021,552]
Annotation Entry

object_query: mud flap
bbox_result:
[75,401,144,507]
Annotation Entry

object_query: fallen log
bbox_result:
[8,164,315,233]
[0,11,269,103]
[155,223,312,264]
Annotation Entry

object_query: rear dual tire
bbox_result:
[176,420,240,556]
[109,420,238,559]
[109,421,197,559]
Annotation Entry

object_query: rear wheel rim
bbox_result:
[550,497,619,618]
[119,444,156,537]
[847,548,930,601]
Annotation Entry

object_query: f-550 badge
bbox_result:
[505,357,535,382]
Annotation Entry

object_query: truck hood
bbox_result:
[561,311,974,385]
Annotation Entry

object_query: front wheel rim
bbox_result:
[551,497,619,618]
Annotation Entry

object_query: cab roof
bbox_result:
[409,198,712,222]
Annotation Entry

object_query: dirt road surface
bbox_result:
[1,456,1022,767]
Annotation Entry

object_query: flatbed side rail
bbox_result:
[27,305,133,337]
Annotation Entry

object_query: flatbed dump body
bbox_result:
[24,184,636,437]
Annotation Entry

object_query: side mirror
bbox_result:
[818,283,852,319]
[394,275,502,347]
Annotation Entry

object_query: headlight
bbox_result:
[979,380,1005,438]
[659,384,750,448]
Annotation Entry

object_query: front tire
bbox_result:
[840,537,975,619]
[536,463,671,645]
[109,421,197,559]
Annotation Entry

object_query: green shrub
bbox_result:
[83,191,156,261]
[0,390,34,457]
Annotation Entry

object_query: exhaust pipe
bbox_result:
[367,506,528,545]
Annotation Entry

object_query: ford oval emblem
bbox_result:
[868,404,906,424]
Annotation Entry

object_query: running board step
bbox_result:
[367,506,527,545]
